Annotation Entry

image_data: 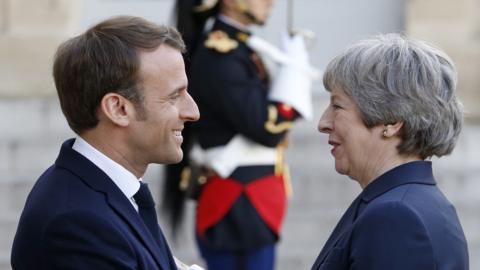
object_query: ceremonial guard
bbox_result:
[163,1,318,269]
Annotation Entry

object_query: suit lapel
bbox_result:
[106,192,171,270]
[55,139,171,270]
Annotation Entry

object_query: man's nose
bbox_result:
[182,93,200,122]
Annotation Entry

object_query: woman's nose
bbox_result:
[317,109,333,134]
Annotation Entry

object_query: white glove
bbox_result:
[246,35,319,79]
[281,33,309,65]
[268,33,315,119]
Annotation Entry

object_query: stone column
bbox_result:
[0,0,81,97]
[407,0,480,120]
[0,2,81,269]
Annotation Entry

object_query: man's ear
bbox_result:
[383,121,404,138]
[99,93,133,127]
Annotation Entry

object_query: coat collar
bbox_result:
[54,139,170,270]
[212,16,251,43]
[360,160,436,203]
[312,160,436,269]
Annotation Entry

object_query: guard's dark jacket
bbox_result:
[189,18,299,251]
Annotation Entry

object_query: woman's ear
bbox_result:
[383,121,404,138]
[99,93,133,127]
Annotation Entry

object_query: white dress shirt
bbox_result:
[72,137,141,211]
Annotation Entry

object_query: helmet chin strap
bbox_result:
[235,0,265,25]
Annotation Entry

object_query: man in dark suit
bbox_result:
[11,16,199,270]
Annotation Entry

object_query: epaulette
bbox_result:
[204,30,238,53]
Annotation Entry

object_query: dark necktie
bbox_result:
[134,182,161,241]
[134,183,176,269]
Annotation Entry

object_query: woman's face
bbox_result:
[317,87,385,184]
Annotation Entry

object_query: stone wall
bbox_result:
[407,0,480,120]
[0,0,80,97]
[1,0,479,269]
[0,0,79,267]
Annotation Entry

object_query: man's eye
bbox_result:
[332,104,342,110]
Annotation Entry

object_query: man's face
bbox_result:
[129,45,199,165]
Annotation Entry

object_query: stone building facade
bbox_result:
[407,0,480,119]
[0,0,478,269]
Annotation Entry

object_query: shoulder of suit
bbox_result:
[359,200,424,226]
[204,30,249,54]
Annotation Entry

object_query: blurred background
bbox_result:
[1,0,479,269]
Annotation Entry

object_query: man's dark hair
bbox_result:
[53,15,186,134]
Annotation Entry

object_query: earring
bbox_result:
[383,130,388,137]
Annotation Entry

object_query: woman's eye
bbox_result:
[332,104,342,110]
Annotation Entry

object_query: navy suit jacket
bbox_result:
[11,139,177,270]
[311,161,469,270]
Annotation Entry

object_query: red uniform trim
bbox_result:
[196,177,242,237]
[196,174,286,237]
[244,175,286,235]
[277,103,295,119]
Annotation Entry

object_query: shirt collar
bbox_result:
[218,14,251,32]
[72,137,141,200]
[360,160,436,203]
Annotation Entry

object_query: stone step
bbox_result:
[0,98,72,142]
[0,251,10,270]
[0,181,34,213]
[0,211,19,258]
